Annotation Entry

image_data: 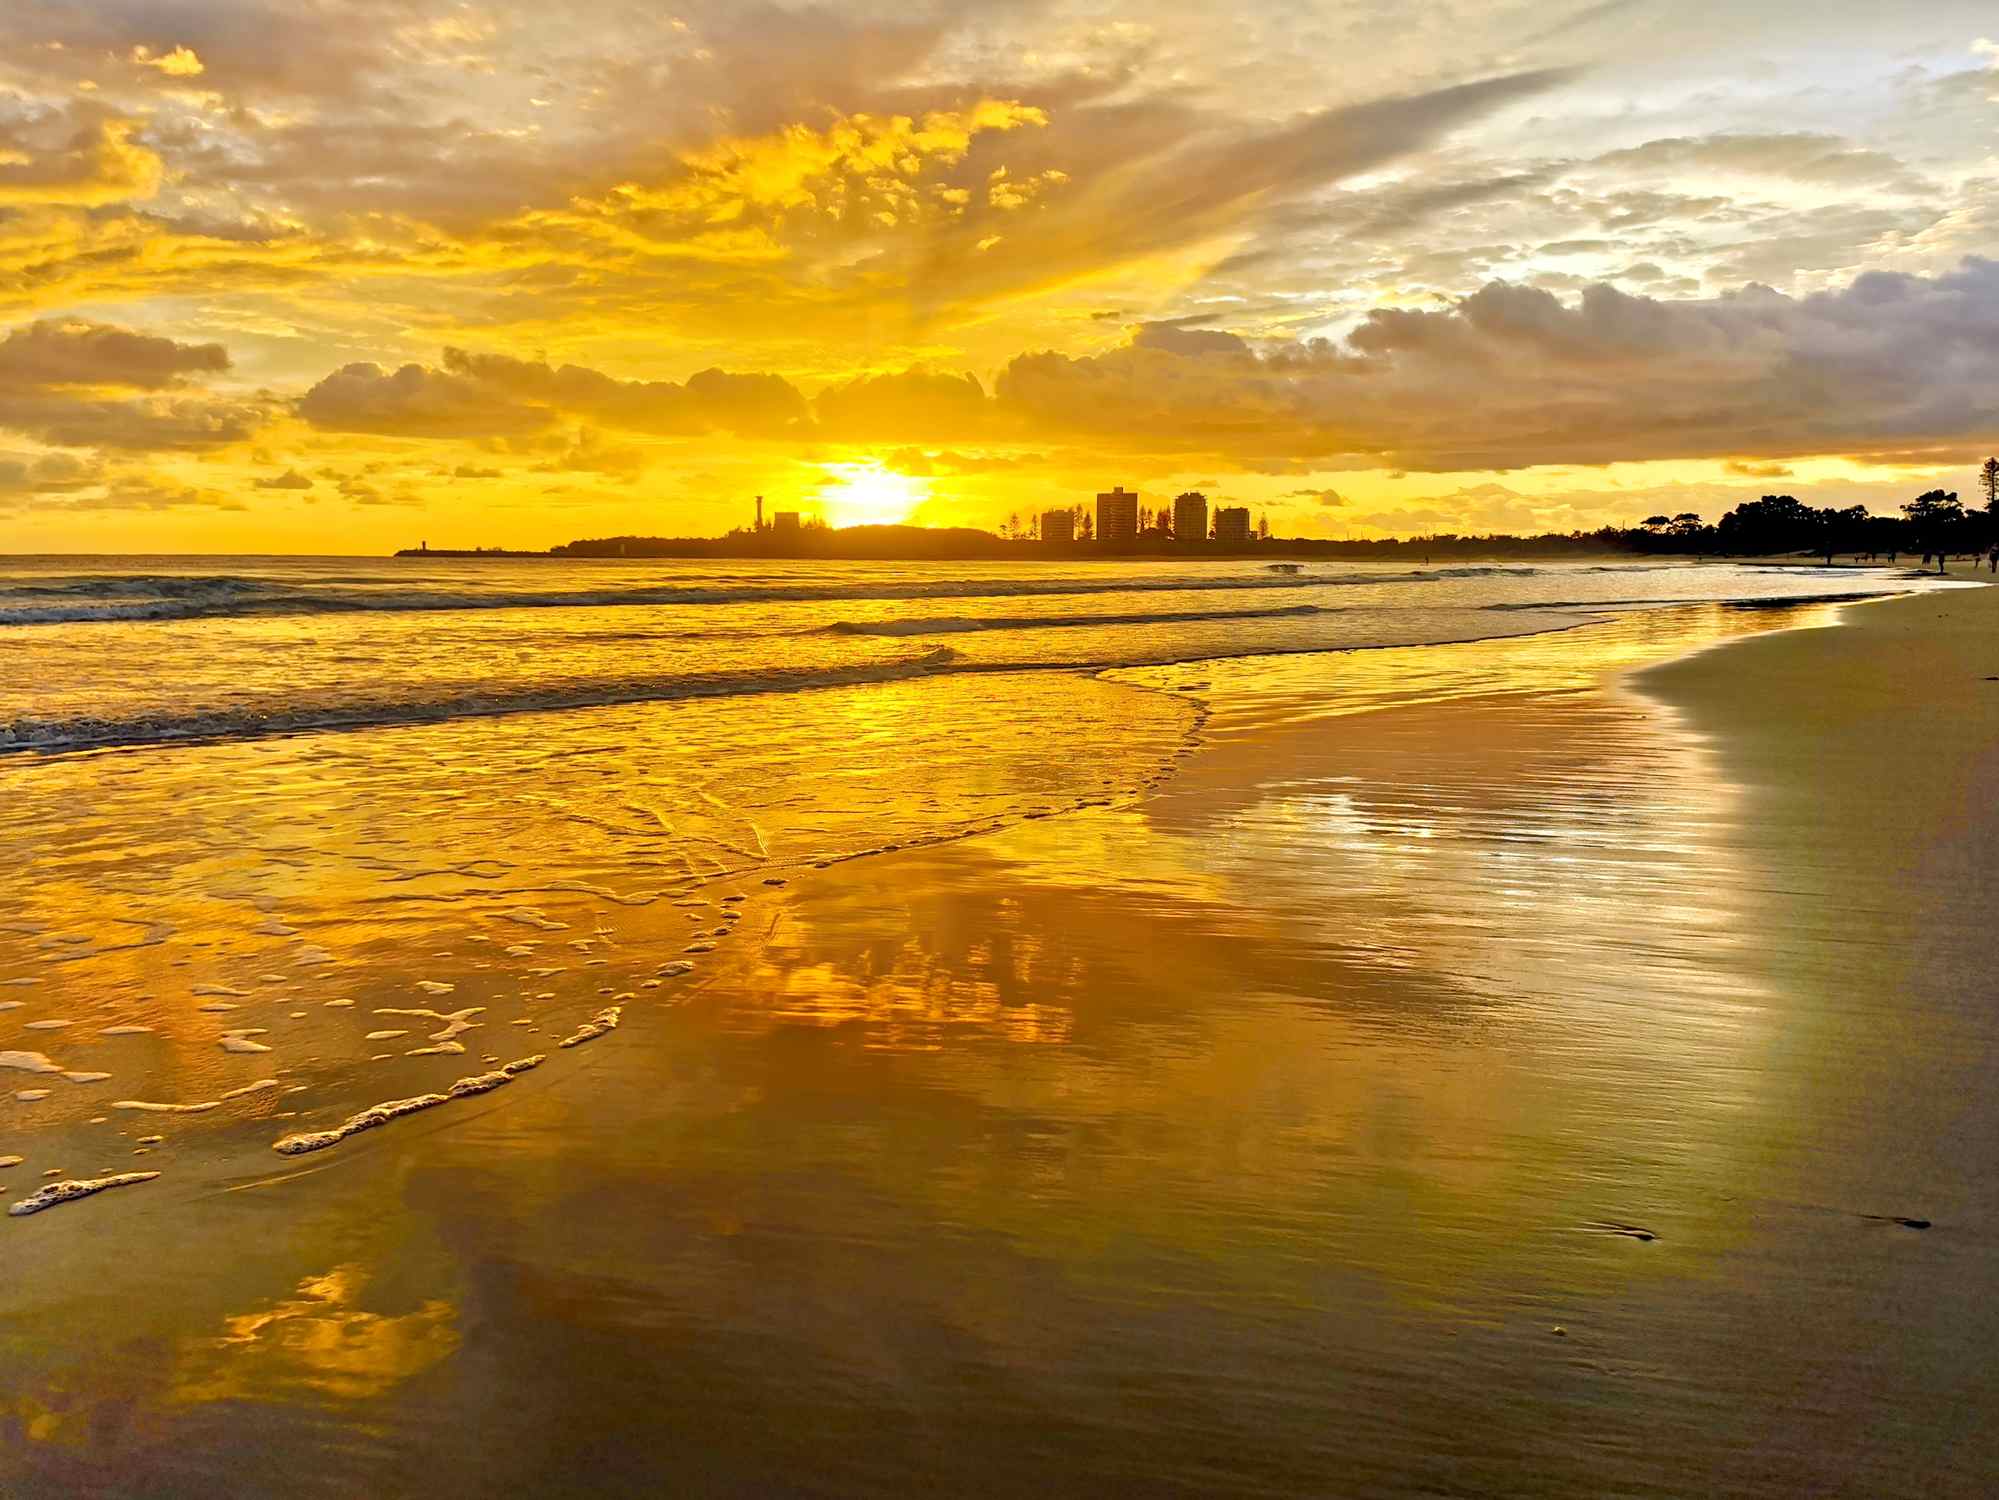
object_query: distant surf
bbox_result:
[0,558,1939,756]
[0,568,1353,626]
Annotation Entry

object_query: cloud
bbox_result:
[298,350,811,439]
[298,361,550,439]
[1591,133,1931,194]
[11,395,265,451]
[994,257,1999,471]
[0,318,228,392]
[0,115,163,206]
[528,427,649,479]
[879,446,1043,475]
[1283,487,1346,507]
[0,450,99,497]
[274,255,1999,482]
[1130,322,1252,357]
[53,478,245,512]
[252,467,313,489]
[0,316,253,451]
[815,369,991,441]
[1723,460,1793,479]
[131,44,205,78]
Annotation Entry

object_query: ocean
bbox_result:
[0,554,1921,751]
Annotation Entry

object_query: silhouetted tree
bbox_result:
[1902,490,1963,572]
[1812,504,1870,565]
[1982,457,1999,512]
[1715,494,1811,554]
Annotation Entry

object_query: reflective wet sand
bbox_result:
[3,596,1994,1495]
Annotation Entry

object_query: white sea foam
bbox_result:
[365,1030,409,1041]
[100,1024,155,1035]
[270,1055,545,1155]
[9,1172,160,1216]
[378,1005,484,1041]
[219,1034,272,1054]
[558,1006,621,1048]
[192,985,248,997]
[15,1090,51,1102]
[504,909,568,931]
[416,980,456,995]
[111,1078,280,1113]
[0,1050,60,1074]
[62,1071,111,1083]
[0,1155,21,1168]
[24,1019,73,1031]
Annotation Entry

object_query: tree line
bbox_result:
[1619,459,1999,571]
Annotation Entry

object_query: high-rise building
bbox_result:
[1172,491,1208,544]
[1040,508,1074,543]
[1096,487,1138,543]
[774,511,802,534]
[1213,506,1252,544]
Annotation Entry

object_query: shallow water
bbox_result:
[2,562,1988,1495]
[0,554,1919,750]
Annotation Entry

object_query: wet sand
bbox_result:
[3,591,1996,1495]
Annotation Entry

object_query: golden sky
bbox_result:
[1,0,1997,551]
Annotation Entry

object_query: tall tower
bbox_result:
[756,495,764,533]
[1095,487,1138,544]
[1172,491,1208,544]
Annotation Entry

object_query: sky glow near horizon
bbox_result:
[1,0,1997,551]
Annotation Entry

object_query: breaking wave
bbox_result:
[0,648,965,754]
[823,603,1327,636]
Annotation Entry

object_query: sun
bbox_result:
[815,459,927,528]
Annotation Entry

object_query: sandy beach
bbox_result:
[1,578,1990,1496]
[7,0,1999,1489]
